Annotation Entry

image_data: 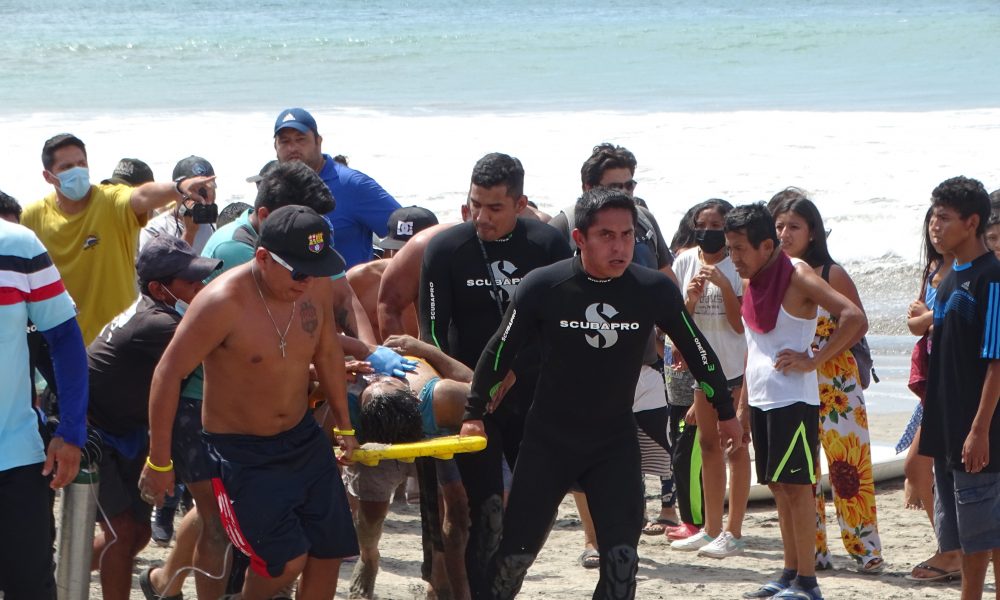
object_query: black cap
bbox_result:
[103,158,155,186]
[259,206,345,277]
[137,235,222,284]
[246,159,279,184]
[378,206,439,250]
[172,155,215,180]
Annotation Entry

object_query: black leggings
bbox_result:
[669,404,704,526]
[488,431,644,600]
[453,391,528,599]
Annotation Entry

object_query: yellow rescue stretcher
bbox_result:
[336,435,487,467]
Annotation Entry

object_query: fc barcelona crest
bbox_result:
[307,232,324,254]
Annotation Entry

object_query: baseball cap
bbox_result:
[172,155,215,180]
[103,158,155,186]
[246,159,279,184]
[137,235,222,284]
[378,206,439,250]
[259,206,345,278]
[274,108,319,136]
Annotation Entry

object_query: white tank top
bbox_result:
[743,296,820,411]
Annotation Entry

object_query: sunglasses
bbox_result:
[605,180,637,192]
[268,251,311,281]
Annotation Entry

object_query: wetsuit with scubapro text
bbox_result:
[466,257,734,600]
[418,217,571,598]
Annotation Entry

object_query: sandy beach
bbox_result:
[66,409,977,599]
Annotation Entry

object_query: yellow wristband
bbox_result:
[333,427,356,437]
[145,456,174,472]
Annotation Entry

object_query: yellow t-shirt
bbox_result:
[21,184,147,345]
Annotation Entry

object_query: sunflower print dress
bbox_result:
[812,309,883,569]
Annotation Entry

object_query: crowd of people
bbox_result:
[2,106,1000,600]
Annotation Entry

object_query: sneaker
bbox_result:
[666,522,700,541]
[670,529,714,551]
[150,505,176,547]
[698,531,745,558]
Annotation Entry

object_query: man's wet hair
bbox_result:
[255,161,335,215]
[0,191,22,222]
[471,153,524,200]
[358,386,425,444]
[724,202,779,249]
[581,143,637,188]
[574,187,638,235]
[41,134,87,171]
[931,176,990,236]
[218,202,252,227]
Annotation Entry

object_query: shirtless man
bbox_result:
[344,334,472,599]
[140,205,360,600]
[377,221,457,338]
[347,206,438,342]
[724,203,866,600]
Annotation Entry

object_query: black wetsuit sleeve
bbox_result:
[419,238,453,352]
[653,277,735,420]
[465,276,543,421]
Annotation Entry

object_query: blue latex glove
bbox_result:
[366,346,419,378]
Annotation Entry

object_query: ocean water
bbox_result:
[2,0,999,339]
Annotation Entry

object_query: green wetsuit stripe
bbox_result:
[690,428,704,525]
[493,341,505,371]
[430,321,441,350]
[680,311,697,338]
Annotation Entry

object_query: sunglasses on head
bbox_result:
[268,251,311,281]
[605,180,637,192]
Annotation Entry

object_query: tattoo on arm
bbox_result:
[300,301,319,336]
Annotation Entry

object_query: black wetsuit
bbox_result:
[419,218,571,596]
[466,257,734,600]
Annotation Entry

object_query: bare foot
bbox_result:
[349,558,378,599]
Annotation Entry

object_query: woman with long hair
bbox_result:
[768,189,884,573]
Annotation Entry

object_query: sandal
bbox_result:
[641,517,679,535]
[904,561,961,582]
[139,566,184,600]
[578,548,600,569]
[741,580,789,598]
[860,557,885,574]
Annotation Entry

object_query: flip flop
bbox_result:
[904,561,961,582]
[138,566,184,600]
[641,517,679,535]
[578,548,600,569]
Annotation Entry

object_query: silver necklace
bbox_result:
[251,263,296,358]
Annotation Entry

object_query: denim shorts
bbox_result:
[934,458,1000,554]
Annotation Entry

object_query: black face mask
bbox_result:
[695,229,726,254]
